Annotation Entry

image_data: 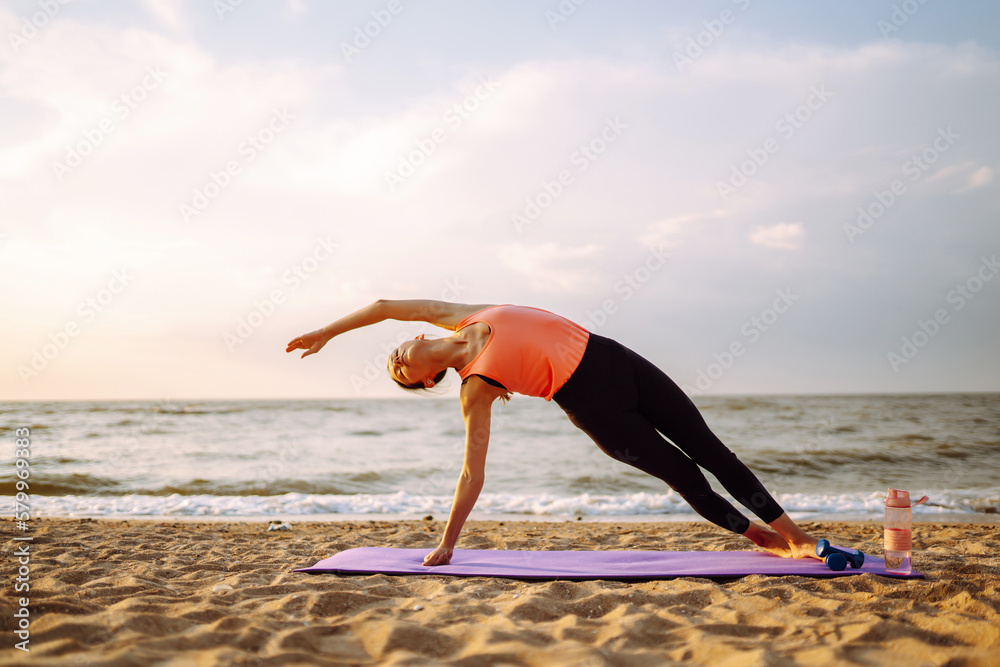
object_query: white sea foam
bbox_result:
[24,488,999,519]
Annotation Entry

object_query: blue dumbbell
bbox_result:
[816,539,864,570]
[823,552,847,571]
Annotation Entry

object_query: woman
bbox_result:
[286,299,818,566]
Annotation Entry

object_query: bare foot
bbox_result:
[767,513,821,560]
[743,523,793,558]
[788,537,821,560]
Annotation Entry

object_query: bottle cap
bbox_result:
[884,488,929,508]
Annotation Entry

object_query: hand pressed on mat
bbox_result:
[423,545,453,566]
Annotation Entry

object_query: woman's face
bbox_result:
[388,336,433,387]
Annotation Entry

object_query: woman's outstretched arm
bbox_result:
[423,376,507,566]
[285,299,496,358]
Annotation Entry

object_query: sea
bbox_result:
[4,394,999,523]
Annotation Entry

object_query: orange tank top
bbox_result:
[456,305,590,400]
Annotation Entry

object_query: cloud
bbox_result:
[143,0,187,32]
[498,243,604,294]
[940,164,995,194]
[962,165,994,192]
[639,210,729,251]
[749,223,805,251]
[286,0,309,15]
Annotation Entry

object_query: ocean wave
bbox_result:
[0,473,125,496]
[746,440,1000,475]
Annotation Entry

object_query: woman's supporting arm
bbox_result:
[423,376,505,566]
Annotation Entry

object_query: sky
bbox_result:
[2,0,998,401]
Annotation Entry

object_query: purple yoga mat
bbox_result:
[295,547,924,580]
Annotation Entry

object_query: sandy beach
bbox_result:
[2,518,998,666]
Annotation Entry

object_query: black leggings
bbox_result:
[553,334,784,534]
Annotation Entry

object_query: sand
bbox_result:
[1,518,998,666]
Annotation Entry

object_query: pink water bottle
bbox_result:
[883,488,928,574]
